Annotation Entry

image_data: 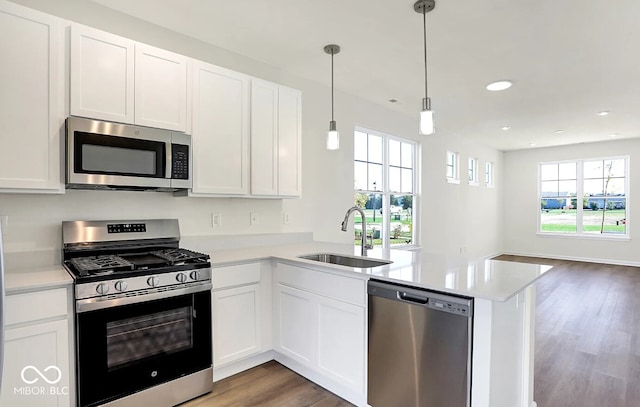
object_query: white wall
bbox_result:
[502,139,639,265]
[0,0,504,264]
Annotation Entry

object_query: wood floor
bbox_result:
[184,256,640,407]
[180,361,353,407]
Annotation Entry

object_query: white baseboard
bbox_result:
[213,350,275,382]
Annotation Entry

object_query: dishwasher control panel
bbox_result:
[428,298,470,317]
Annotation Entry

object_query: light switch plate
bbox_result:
[250,212,259,225]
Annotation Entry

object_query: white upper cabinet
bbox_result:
[134,44,189,132]
[277,85,302,197]
[70,25,189,132]
[191,61,250,195]
[70,25,134,124]
[250,80,302,197]
[0,1,64,192]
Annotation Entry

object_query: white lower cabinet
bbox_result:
[274,263,366,404]
[0,287,72,407]
[211,262,272,379]
[212,283,262,366]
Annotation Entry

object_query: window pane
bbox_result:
[401,143,413,168]
[583,160,603,179]
[354,161,367,190]
[389,140,401,167]
[389,166,401,192]
[540,200,577,233]
[558,163,576,179]
[368,163,382,191]
[558,180,576,196]
[401,169,413,193]
[391,195,414,247]
[368,135,383,164]
[608,159,625,177]
[354,193,382,249]
[584,179,603,196]
[540,164,558,181]
[607,178,625,196]
[541,181,558,197]
[354,131,367,161]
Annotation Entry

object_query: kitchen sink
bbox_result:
[297,253,392,268]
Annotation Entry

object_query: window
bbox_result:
[354,128,418,249]
[446,151,459,183]
[539,157,628,237]
[485,162,494,187]
[468,157,478,185]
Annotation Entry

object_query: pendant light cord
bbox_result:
[331,50,335,121]
[423,7,428,100]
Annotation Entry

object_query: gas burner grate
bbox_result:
[151,248,209,264]
[69,255,134,273]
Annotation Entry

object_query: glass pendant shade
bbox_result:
[419,97,434,135]
[327,120,340,150]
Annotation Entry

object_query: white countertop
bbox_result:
[206,242,553,302]
[2,241,552,301]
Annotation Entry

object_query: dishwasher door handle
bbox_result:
[398,291,429,304]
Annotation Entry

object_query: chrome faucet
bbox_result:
[341,206,374,256]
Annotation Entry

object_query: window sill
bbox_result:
[446,178,460,184]
[469,181,479,187]
[485,183,495,189]
[536,232,630,241]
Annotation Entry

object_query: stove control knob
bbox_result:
[147,276,160,287]
[96,283,109,295]
[176,273,187,283]
[114,281,128,292]
[189,270,200,281]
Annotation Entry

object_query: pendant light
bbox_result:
[414,0,435,135]
[324,44,341,150]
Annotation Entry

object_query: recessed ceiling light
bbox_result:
[486,81,512,91]
[608,133,618,137]
[501,126,511,131]
[597,111,610,116]
[529,142,537,147]
[554,130,564,134]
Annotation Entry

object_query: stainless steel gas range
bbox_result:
[62,219,212,407]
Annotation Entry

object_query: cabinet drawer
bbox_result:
[5,287,68,326]
[212,262,261,290]
[276,263,366,306]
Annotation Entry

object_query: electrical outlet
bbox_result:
[250,212,259,225]
[211,213,221,227]
[283,212,291,225]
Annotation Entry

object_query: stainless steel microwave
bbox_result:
[66,117,191,191]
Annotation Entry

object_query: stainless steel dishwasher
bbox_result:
[368,280,473,407]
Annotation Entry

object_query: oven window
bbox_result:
[82,144,156,175]
[106,306,193,369]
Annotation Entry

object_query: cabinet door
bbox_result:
[275,284,315,364]
[317,296,366,395]
[277,86,302,197]
[191,61,250,195]
[212,284,262,367]
[134,44,189,132]
[70,25,135,124]
[250,79,278,196]
[0,319,71,407]
[0,2,64,191]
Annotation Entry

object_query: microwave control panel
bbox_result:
[171,144,190,180]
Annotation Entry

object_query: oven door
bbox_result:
[76,288,211,407]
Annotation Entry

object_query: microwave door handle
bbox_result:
[166,142,172,179]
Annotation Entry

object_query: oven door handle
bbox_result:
[75,283,212,313]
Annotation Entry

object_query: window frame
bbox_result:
[354,126,420,249]
[485,161,494,187]
[468,156,479,186]
[446,151,460,184]
[537,156,630,240]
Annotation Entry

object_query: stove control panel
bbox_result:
[107,223,147,234]
[75,268,212,301]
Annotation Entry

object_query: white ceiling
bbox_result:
[91,0,640,151]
